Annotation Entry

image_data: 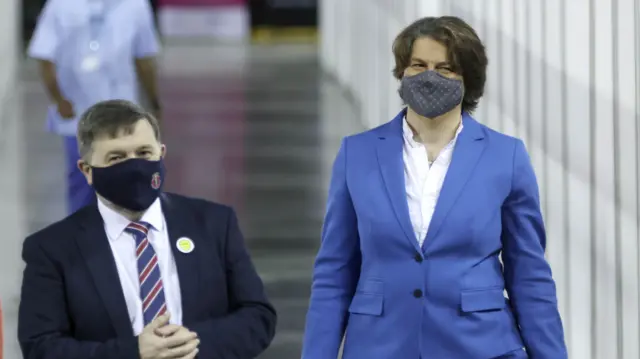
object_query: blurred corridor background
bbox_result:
[1,0,640,358]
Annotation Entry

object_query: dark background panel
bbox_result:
[249,0,317,28]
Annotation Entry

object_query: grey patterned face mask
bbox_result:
[399,70,464,118]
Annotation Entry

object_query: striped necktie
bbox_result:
[125,222,167,324]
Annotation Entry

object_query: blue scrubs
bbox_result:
[63,136,95,213]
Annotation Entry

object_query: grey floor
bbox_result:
[0,43,362,358]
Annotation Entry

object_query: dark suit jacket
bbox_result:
[18,193,277,359]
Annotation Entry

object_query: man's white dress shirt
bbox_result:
[98,198,182,335]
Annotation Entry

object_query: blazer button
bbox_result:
[413,289,423,298]
[414,253,423,263]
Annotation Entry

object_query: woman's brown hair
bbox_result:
[392,16,488,113]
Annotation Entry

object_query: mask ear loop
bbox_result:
[458,79,466,111]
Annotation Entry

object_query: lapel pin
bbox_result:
[176,237,195,254]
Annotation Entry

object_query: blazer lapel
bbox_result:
[161,194,201,323]
[75,208,133,337]
[376,109,421,253]
[423,114,487,251]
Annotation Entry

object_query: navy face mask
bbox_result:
[399,70,464,118]
[92,158,165,211]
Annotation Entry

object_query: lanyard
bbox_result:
[88,1,106,51]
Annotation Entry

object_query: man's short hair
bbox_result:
[392,16,488,113]
[76,100,161,160]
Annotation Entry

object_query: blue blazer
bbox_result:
[18,193,276,359]
[302,110,567,359]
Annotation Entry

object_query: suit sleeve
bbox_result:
[302,138,362,359]
[18,236,139,359]
[188,207,277,359]
[501,139,568,359]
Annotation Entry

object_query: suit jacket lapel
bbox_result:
[376,109,421,253]
[423,113,487,251]
[161,194,201,323]
[75,207,133,337]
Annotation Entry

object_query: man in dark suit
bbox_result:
[18,99,277,359]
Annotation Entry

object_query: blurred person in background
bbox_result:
[18,100,276,359]
[302,16,567,359]
[28,0,162,215]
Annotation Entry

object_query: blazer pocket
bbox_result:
[460,287,506,313]
[348,292,383,316]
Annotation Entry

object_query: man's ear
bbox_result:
[77,159,93,185]
[160,144,167,159]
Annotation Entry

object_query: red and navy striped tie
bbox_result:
[125,222,167,324]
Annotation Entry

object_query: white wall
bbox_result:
[320,0,640,358]
[0,0,25,358]
[0,0,18,110]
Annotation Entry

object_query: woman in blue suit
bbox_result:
[302,16,567,359]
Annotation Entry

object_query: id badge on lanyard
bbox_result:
[81,1,106,72]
